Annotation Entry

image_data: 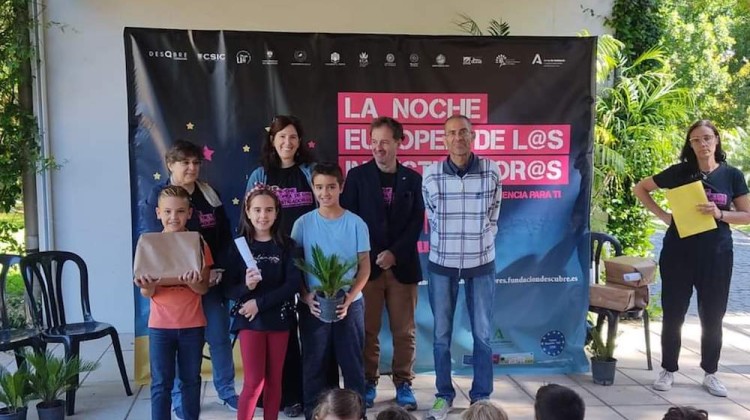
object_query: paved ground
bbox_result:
[6,229,750,419]
[7,315,750,420]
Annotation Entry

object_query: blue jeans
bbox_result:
[150,327,204,420]
[299,298,365,420]
[173,287,236,409]
[427,272,495,402]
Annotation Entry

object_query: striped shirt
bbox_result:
[422,155,502,277]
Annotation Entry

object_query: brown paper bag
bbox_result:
[134,231,203,286]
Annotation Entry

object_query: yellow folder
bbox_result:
[664,180,717,238]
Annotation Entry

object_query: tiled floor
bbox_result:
[5,314,750,419]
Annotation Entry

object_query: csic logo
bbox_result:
[462,56,483,65]
[495,54,520,68]
[409,53,419,68]
[359,52,369,67]
[148,50,188,61]
[197,52,226,61]
[262,50,278,65]
[236,50,251,64]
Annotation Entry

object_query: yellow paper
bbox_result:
[665,180,717,238]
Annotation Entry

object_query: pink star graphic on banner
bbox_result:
[203,145,215,161]
[307,140,316,149]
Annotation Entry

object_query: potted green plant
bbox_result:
[24,350,99,420]
[0,365,33,420]
[295,244,358,323]
[587,325,617,385]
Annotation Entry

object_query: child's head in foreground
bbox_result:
[313,388,365,420]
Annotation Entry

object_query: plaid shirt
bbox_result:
[422,155,502,277]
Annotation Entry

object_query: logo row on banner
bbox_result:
[146,49,567,69]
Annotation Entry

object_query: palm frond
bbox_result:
[295,244,357,298]
[453,13,482,35]
[487,19,510,36]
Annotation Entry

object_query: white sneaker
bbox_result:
[703,373,728,397]
[424,397,452,420]
[653,369,674,391]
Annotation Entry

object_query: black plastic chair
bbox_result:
[0,254,44,367]
[589,232,653,370]
[20,251,133,415]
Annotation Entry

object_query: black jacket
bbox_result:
[223,236,302,331]
[341,160,424,283]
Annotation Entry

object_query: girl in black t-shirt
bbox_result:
[634,120,750,398]
[226,186,302,420]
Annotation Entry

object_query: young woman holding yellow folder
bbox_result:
[634,119,750,398]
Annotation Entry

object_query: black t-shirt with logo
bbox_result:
[653,162,749,252]
[266,166,316,236]
[378,170,396,208]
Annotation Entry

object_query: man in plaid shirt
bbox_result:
[422,114,502,420]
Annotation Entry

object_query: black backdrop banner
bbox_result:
[125,28,596,381]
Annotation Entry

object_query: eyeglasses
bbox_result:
[689,135,716,145]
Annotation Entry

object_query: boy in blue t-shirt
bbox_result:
[291,162,371,420]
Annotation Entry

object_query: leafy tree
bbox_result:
[594,35,693,255]
[0,0,39,213]
[605,0,665,62]
[660,0,736,126]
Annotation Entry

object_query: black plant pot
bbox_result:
[36,400,65,420]
[0,406,28,420]
[316,290,345,323]
[591,357,617,386]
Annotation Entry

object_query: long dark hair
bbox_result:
[238,186,287,246]
[260,115,315,169]
[679,119,726,172]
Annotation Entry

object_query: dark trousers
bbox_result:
[300,299,365,420]
[660,248,732,374]
[149,327,204,420]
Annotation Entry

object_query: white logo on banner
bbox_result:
[331,52,340,64]
[432,54,449,68]
[197,52,226,61]
[262,50,278,65]
[148,50,188,61]
[532,53,566,68]
[462,56,483,65]
[409,53,419,68]
[236,50,251,64]
[359,52,369,67]
[495,54,520,68]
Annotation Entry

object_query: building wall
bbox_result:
[41,0,612,332]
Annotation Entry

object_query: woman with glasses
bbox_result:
[634,120,750,398]
[139,139,239,418]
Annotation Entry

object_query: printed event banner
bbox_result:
[125,28,595,383]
